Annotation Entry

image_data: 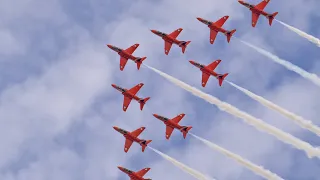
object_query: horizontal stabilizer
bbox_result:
[140,97,151,110]
[136,57,147,70]
[226,29,236,43]
[141,140,152,152]
[179,41,191,54]
[218,73,229,86]
[268,12,278,26]
[181,126,192,139]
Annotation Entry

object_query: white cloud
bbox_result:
[0,29,25,56]
[0,0,320,179]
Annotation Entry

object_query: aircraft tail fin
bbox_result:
[268,12,278,26]
[136,57,147,70]
[218,73,229,86]
[179,41,191,53]
[226,29,236,43]
[181,126,192,139]
[141,140,152,152]
[139,97,150,110]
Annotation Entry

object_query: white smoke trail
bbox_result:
[275,19,320,47]
[239,40,320,88]
[148,146,214,180]
[190,133,284,180]
[226,81,320,137]
[144,64,320,158]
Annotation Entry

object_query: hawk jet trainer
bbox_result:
[151,28,191,55]
[238,0,278,27]
[153,113,192,140]
[197,15,236,44]
[112,83,150,112]
[113,126,152,153]
[118,166,152,180]
[107,43,147,71]
[189,59,229,87]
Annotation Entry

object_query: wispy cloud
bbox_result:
[1,0,320,179]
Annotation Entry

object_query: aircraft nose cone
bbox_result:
[150,30,157,33]
[238,0,244,4]
[152,114,158,118]
[189,60,194,64]
[111,84,116,88]
[117,166,123,170]
[113,126,118,130]
[196,17,202,21]
[107,44,112,48]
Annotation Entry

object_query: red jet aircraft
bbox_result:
[197,16,236,44]
[112,83,150,112]
[113,126,152,153]
[151,28,191,55]
[107,43,147,71]
[189,59,229,87]
[118,166,152,180]
[153,113,192,139]
[238,0,278,27]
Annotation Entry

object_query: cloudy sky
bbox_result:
[0,0,320,179]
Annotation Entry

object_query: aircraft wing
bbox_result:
[206,59,221,71]
[168,28,183,39]
[124,44,139,54]
[123,96,132,111]
[214,15,229,27]
[171,114,185,124]
[128,83,144,96]
[120,57,128,71]
[136,168,151,177]
[165,126,174,139]
[254,0,270,11]
[124,139,134,152]
[210,30,218,44]
[131,127,146,137]
[202,72,210,87]
[164,41,173,55]
[251,12,260,27]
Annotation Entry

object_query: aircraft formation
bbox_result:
[107,0,278,179]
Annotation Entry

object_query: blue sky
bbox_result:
[0,0,320,179]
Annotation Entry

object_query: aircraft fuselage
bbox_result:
[107,44,140,61]
[151,30,182,45]
[118,167,144,180]
[111,84,141,101]
[190,61,219,77]
[197,17,229,34]
[153,114,182,129]
[239,1,269,16]
[114,127,142,143]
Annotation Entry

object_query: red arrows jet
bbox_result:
[151,28,191,55]
[238,0,278,27]
[118,166,152,180]
[197,16,236,44]
[189,59,229,87]
[113,126,152,153]
[107,43,147,71]
[112,83,150,112]
[153,113,192,139]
